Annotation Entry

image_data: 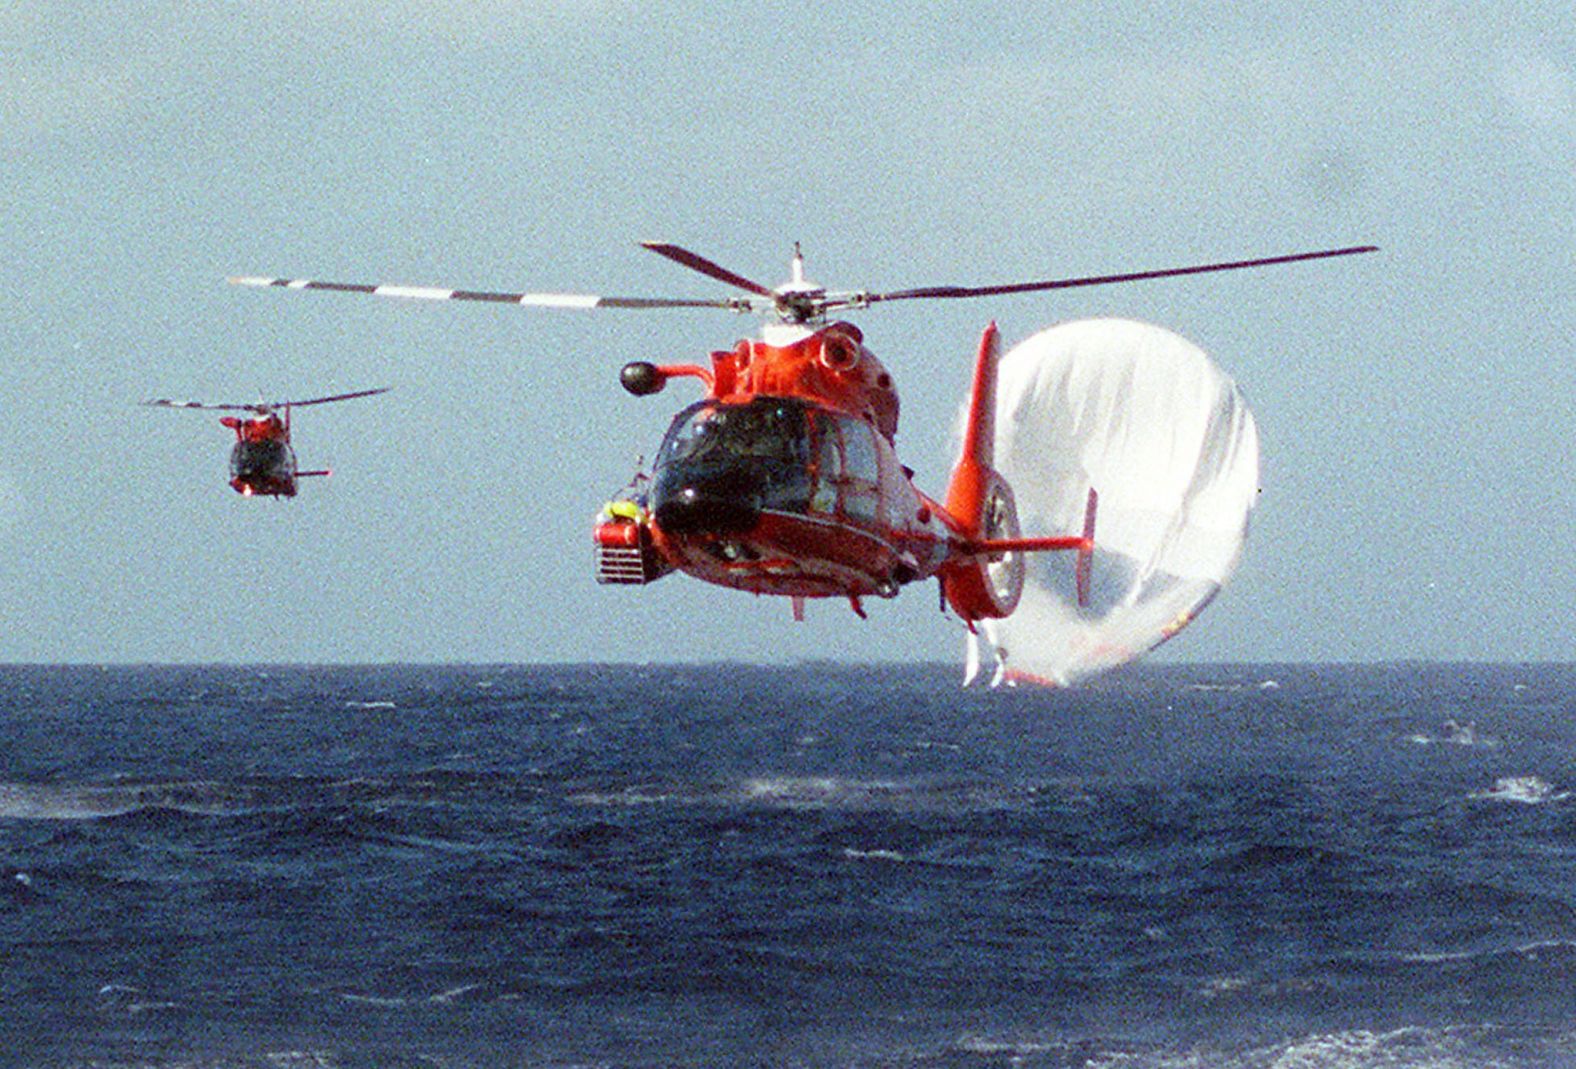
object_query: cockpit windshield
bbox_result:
[658,398,811,467]
[230,438,291,480]
[653,398,814,514]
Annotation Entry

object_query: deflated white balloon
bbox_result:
[974,318,1260,686]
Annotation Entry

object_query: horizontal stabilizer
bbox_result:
[959,486,1098,609]
[961,535,1090,555]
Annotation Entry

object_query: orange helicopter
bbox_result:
[142,388,390,497]
[231,241,1372,621]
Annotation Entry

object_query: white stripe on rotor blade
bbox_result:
[374,285,456,301]
[516,293,602,309]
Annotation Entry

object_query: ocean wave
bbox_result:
[1181,678,1282,693]
[7,1026,1570,1069]
[740,775,903,807]
[567,774,1067,814]
[95,982,180,1015]
[1401,938,1576,965]
[1193,973,1333,1003]
[1470,775,1570,804]
[0,770,1064,823]
[0,771,550,822]
[930,1024,1564,1069]
[1225,1026,1537,1069]
[0,780,260,820]
[1406,718,1499,749]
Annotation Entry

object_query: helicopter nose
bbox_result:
[653,484,762,535]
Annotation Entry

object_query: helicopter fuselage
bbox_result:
[221,413,299,497]
[644,392,955,602]
[595,321,1052,619]
[142,388,385,497]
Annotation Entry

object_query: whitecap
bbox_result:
[1401,948,1481,964]
[1197,975,1251,999]
[1408,719,1498,749]
[264,1052,343,1068]
[739,776,905,810]
[1405,938,1576,965]
[570,787,676,807]
[96,982,179,1014]
[0,780,269,820]
[1440,719,1486,746]
[741,776,843,804]
[338,991,410,1007]
[954,1034,1064,1057]
[1243,1025,1518,1069]
[0,783,148,820]
[842,847,907,863]
[1471,775,1569,804]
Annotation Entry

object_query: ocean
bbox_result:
[0,662,1572,1068]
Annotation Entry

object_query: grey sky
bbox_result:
[2,2,1571,664]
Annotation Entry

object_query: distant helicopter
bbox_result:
[231,241,1373,621]
[142,388,390,497]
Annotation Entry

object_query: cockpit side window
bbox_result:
[836,416,884,524]
[839,417,881,484]
[810,415,839,514]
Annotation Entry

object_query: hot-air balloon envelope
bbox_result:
[968,318,1260,686]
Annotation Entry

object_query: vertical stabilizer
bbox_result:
[944,321,1003,537]
[941,323,1026,622]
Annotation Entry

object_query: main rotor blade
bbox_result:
[863,244,1379,304]
[229,275,735,311]
[141,398,265,413]
[278,387,392,409]
[639,241,779,300]
[142,388,390,412]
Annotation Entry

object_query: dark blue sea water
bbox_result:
[0,663,1573,1068]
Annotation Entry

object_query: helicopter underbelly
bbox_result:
[655,509,936,599]
[230,474,298,497]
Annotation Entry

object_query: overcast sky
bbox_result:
[2,1,1570,665]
